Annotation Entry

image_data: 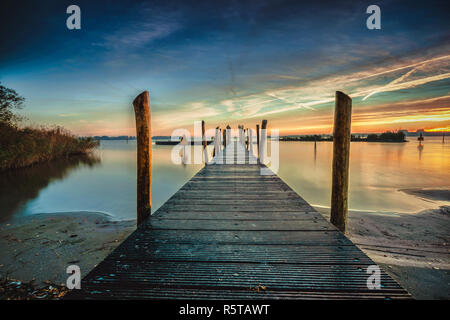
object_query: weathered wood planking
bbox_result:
[67,142,410,300]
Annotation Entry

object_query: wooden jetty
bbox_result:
[67,91,410,300]
[68,139,410,299]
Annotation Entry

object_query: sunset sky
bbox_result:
[1,0,449,136]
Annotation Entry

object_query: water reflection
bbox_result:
[1,137,449,222]
[418,144,424,160]
[277,137,450,213]
[0,155,100,223]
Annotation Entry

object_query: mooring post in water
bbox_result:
[202,120,208,164]
[133,91,151,226]
[330,91,352,233]
[259,120,268,165]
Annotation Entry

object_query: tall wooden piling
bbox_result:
[330,91,352,233]
[246,128,249,150]
[133,91,151,226]
[256,124,260,162]
[249,128,254,154]
[223,128,227,147]
[213,127,220,157]
[260,120,268,164]
[202,120,208,164]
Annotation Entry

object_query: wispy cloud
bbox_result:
[153,101,221,129]
[213,54,450,121]
[97,21,180,50]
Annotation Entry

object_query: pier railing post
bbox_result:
[246,128,249,150]
[249,128,254,155]
[202,120,208,164]
[256,124,260,163]
[330,91,352,233]
[223,128,226,147]
[133,91,151,226]
[213,126,220,157]
[259,120,268,165]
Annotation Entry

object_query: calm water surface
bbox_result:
[1,138,449,222]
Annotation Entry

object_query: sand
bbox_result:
[0,212,135,291]
[1,189,449,299]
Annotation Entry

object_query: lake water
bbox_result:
[1,137,449,222]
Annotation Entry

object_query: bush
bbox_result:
[0,123,99,171]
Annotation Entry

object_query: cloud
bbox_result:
[153,101,221,129]
[214,54,450,120]
[98,21,180,50]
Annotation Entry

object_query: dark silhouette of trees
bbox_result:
[0,83,25,127]
[366,131,406,142]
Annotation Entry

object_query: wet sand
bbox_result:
[0,212,135,294]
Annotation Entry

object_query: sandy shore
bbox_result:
[316,204,450,300]
[0,212,135,298]
[1,189,449,299]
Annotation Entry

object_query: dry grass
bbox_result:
[0,123,99,171]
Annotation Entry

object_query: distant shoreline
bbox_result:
[279,138,408,143]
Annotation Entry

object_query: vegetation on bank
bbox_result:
[279,131,407,142]
[365,131,406,142]
[0,83,99,171]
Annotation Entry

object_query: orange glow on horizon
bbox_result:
[425,126,450,132]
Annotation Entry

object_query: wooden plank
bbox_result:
[152,211,320,220]
[146,218,334,231]
[108,243,374,264]
[75,261,404,293]
[68,286,410,300]
[115,229,353,245]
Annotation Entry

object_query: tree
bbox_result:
[0,83,25,126]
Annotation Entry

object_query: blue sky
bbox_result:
[1,0,449,135]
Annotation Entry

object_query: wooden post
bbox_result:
[202,120,208,164]
[249,128,254,155]
[330,91,352,233]
[133,91,151,226]
[256,124,260,162]
[223,128,227,147]
[213,127,220,157]
[238,125,242,145]
[244,128,247,150]
[260,120,268,164]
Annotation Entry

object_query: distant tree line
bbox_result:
[279,131,406,142]
[365,131,406,142]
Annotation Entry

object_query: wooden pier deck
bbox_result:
[69,141,410,299]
